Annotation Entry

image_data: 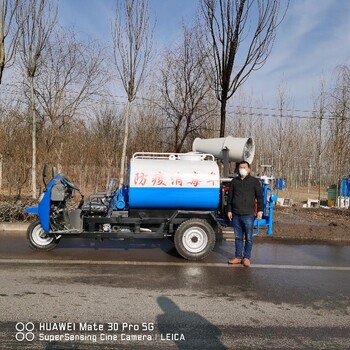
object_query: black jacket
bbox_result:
[227,175,264,215]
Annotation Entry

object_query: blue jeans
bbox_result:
[232,214,254,259]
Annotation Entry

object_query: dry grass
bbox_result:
[274,186,328,205]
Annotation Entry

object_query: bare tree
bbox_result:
[200,0,288,137]
[0,0,21,84]
[313,79,328,203]
[269,82,297,195]
[275,83,289,182]
[328,65,350,183]
[160,25,215,152]
[34,28,109,163]
[16,0,57,198]
[130,88,166,153]
[112,0,153,184]
[0,106,31,196]
[91,106,123,183]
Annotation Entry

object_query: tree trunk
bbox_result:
[0,38,5,84]
[119,100,131,185]
[317,117,322,204]
[57,141,64,173]
[219,96,227,137]
[307,159,312,194]
[0,155,2,190]
[30,76,37,199]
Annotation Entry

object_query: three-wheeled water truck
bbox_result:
[25,137,277,260]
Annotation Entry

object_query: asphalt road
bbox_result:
[0,234,349,350]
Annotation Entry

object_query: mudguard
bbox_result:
[25,206,39,215]
[24,195,50,232]
[25,174,64,233]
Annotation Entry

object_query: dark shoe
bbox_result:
[242,258,251,267]
[228,258,242,264]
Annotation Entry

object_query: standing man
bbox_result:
[227,161,263,267]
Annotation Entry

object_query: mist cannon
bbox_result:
[193,136,255,177]
[192,136,255,164]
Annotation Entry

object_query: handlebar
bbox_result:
[61,177,80,191]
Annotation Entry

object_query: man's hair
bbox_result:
[238,160,250,168]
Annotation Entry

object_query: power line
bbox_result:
[227,110,350,120]
[1,87,350,120]
[234,105,313,114]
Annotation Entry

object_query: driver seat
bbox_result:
[81,178,118,215]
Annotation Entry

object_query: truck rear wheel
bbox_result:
[174,219,216,261]
[27,220,60,251]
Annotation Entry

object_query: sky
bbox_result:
[58,0,350,114]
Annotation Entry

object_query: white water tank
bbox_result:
[129,153,220,210]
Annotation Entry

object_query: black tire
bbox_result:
[174,218,216,261]
[27,220,60,251]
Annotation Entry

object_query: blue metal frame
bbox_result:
[110,184,129,210]
[24,174,64,233]
[253,182,277,236]
[216,179,277,235]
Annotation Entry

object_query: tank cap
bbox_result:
[178,152,204,161]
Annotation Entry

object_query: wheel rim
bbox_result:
[31,224,54,247]
[182,226,208,253]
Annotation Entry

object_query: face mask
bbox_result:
[239,168,248,177]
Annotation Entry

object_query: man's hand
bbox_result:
[256,211,263,220]
[227,211,233,221]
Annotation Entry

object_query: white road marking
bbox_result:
[0,258,350,271]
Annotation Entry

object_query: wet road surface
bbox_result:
[0,234,349,349]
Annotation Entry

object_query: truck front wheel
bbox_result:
[174,219,216,261]
[27,220,60,251]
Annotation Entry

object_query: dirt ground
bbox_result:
[255,206,350,243]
